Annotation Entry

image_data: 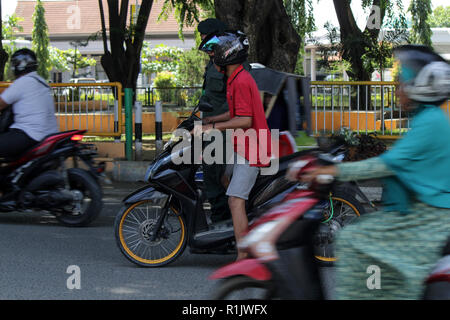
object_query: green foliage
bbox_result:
[284,0,316,75]
[141,43,183,76]
[48,47,96,74]
[2,14,24,40]
[428,5,450,28]
[409,0,433,46]
[140,41,207,87]
[32,0,50,79]
[331,1,413,80]
[284,0,315,36]
[329,128,387,161]
[316,22,342,74]
[176,48,209,86]
[362,27,408,80]
[1,14,26,80]
[159,0,214,40]
[153,71,177,103]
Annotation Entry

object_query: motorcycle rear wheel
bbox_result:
[55,168,103,227]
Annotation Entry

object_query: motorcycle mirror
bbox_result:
[198,102,214,113]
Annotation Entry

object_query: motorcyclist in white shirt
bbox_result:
[0,48,58,158]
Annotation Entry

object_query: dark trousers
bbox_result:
[203,132,231,223]
[0,129,39,158]
[203,162,230,222]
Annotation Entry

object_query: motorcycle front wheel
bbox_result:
[114,199,187,267]
[213,276,277,300]
[314,188,365,265]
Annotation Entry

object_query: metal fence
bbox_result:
[310,81,449,137]
[51,82,123,137]
[2,80,449,139]
[135,82,450,138]
[0,81,123,137]
[135,86,203,111]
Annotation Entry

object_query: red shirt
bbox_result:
[227,65,272,167]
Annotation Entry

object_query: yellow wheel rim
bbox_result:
[315,196,360,262]
[118,201,186,265]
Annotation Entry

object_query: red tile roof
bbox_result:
[14,0,196,37]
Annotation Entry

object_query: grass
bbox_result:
[295,131,318,149]
[82,133,173,142]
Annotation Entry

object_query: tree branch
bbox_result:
[133,0,153,53]
[98,0,109,53]
[119,0,129,32]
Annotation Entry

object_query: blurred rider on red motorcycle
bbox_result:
[297,45,450,299]
[0,48,58,159]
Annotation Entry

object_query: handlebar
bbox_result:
[315,174,335,185]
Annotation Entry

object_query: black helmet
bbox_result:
[11,48,38,77]
[394,45,450,105]
[199,31,249,66]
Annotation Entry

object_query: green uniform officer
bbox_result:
[197,19,231,223]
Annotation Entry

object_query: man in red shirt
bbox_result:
[196,31,272,260]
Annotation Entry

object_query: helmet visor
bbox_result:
[199,35,220,53]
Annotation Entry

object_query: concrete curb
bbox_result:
[112,160,151,182]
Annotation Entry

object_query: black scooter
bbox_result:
[114,103,368,267]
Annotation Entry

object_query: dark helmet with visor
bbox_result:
[199,31,249,66]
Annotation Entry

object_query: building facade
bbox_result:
[304,28,450,81]
[14,0,197,83]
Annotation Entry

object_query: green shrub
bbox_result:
[153,71,177,103]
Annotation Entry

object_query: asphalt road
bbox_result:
[0,181,337,300]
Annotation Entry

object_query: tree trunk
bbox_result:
[215,0,301,73]
[99,0,153,95]
[333,0,386,81]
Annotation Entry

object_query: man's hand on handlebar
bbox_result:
[203,117,213,124]
[191,123,214,137]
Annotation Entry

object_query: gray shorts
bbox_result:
[225,153,260,200]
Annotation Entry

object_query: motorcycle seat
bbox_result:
[0,130,84,165]
[250,148,317,195]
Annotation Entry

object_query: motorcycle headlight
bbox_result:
[144,162,157,182]
[163,135,182,151]
[163,141,171,151]
[144,153,173,181]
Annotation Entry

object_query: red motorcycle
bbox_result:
[210,153,450,299]
[0,129,104,227]
[423,238,450,299]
